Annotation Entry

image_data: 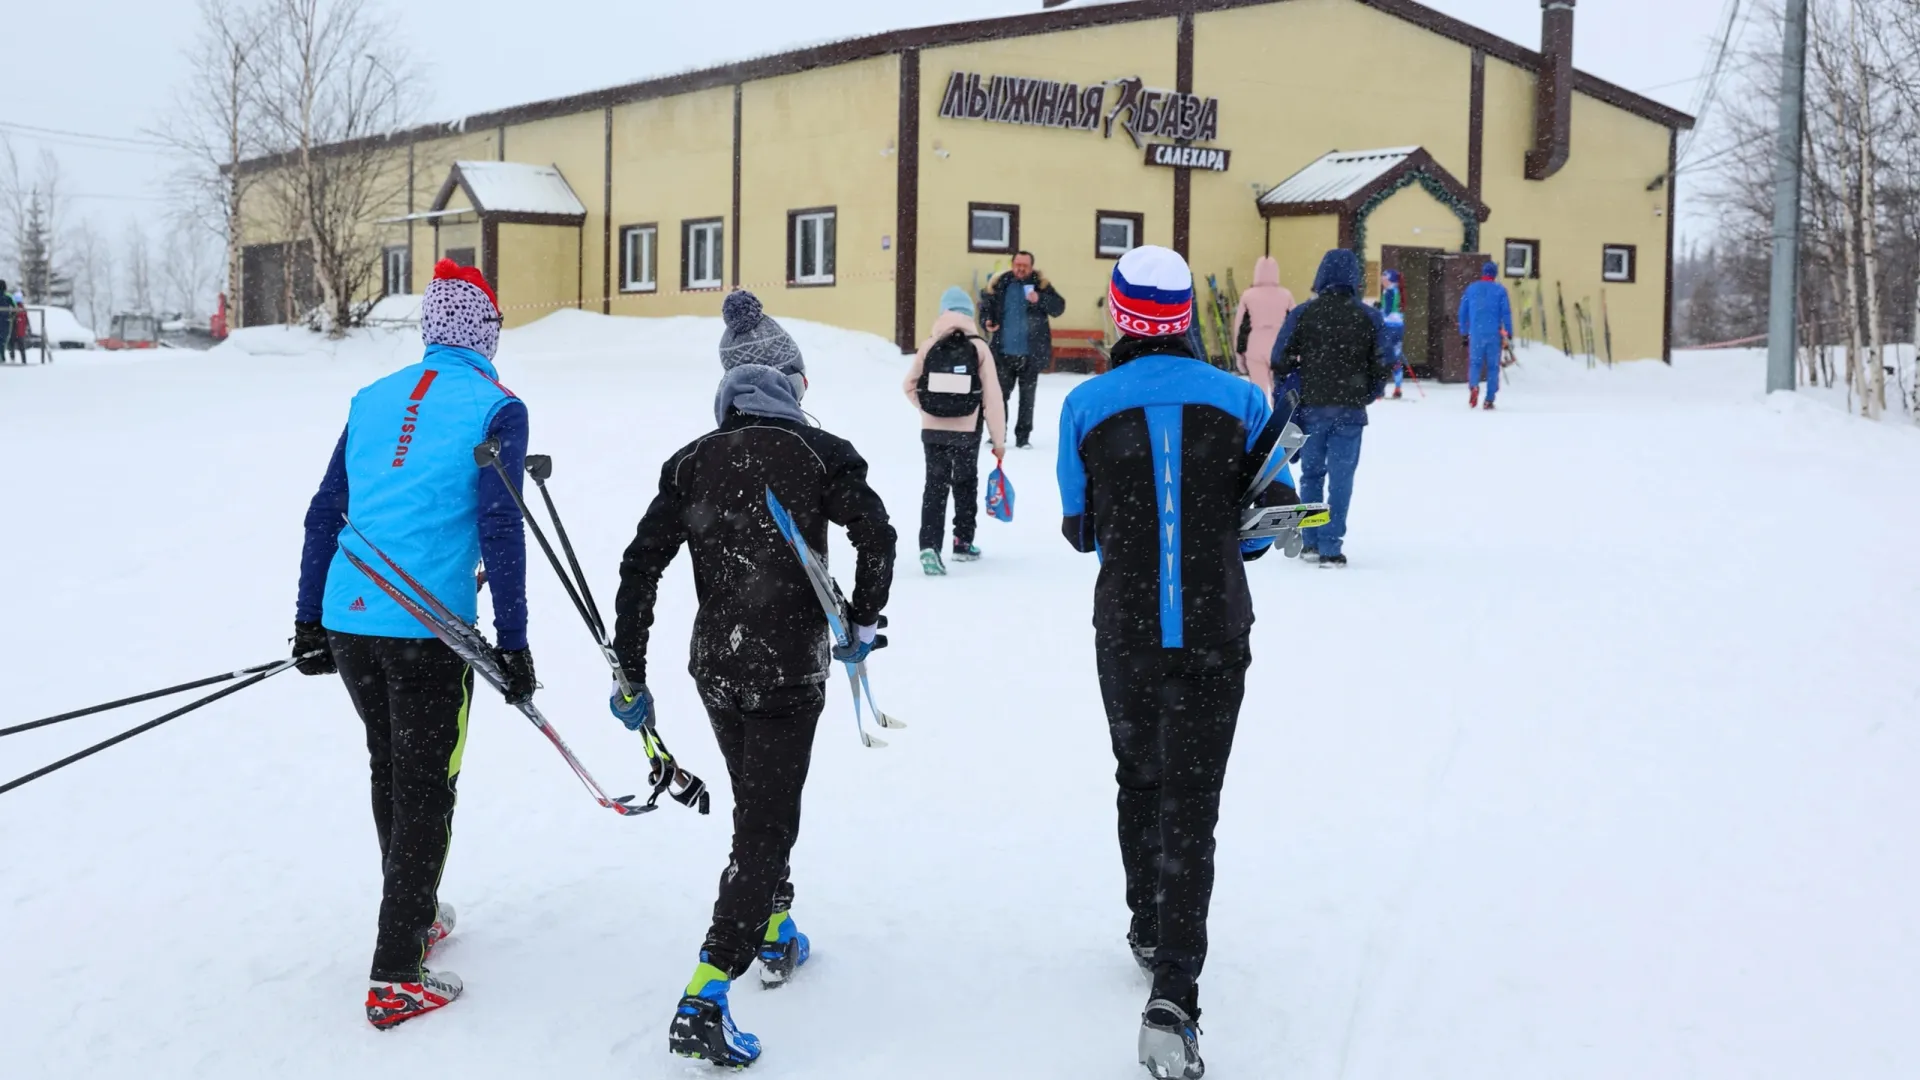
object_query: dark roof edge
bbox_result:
[236,0,1691,176]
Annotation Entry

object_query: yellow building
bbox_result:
[237,0,1691,368]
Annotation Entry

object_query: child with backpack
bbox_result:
[903,287,1008,575]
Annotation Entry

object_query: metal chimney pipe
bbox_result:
[1525,0,1576,180]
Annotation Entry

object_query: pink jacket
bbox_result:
[903,310,1008,451]
[1232,256,1295,396]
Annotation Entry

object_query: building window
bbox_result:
[382,246,410,297]
[682,219,724,290]
[620,224,658,293]
[1504,239,1540,279]
[1095,211,1143,259]
[788,208,836,286]
[1602,243,1636,283]
[444,246,476,269]
[969,202,1019,254]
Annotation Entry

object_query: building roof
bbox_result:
[1257,145,1486,220]
[1260,146,1422,207]
[447,162,588,218]
[238,0,1692,175]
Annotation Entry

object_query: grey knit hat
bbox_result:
[718,291,805,376]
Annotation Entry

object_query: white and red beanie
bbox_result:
[1108,245,1194,338]
[421,259,502,360]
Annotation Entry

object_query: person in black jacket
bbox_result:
[610,290,895,1069]
[1058,246,1294,1080]
[1268,248,1391,568]
[980,251,1066,448]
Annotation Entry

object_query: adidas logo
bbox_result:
[348,598,367,612]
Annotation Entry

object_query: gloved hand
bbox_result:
[609,682,654,731]
[292,622,336,676]
[832,618,889,665]
[497,648,537,705]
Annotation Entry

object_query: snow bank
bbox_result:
[5,310,1920,1080]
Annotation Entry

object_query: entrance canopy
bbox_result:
[1257,146,1487,252]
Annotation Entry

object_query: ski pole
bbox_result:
[471,440,604,665]
[2,660,287,738]
[0,656,307,797]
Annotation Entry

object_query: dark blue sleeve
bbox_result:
[1268,304,1304,378]
[295,428,350,624]
[478,400,530,651]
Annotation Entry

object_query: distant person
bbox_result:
[1457,261,1513,410]
[290,259,535,1028]
[1230,255,1295,399]
[0,283,16,363]
[981,250,1065,449]
[1379,269,1407,398]
[610,290,895,1068]
[1057,245,1293,1080]
[903,286,1008,575]
[1270,249,1391,568]
[11,290,29,363]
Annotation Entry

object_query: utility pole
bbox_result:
[1766,0,1811,393]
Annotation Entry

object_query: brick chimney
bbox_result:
[1525,0,1576,180]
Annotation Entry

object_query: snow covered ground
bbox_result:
[4,315,1918,1079]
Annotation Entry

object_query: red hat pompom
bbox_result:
[432,258,499,313]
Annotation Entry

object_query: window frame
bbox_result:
[1094,210,1144,260]
[444,246,477,270]
[968,202,1020,255]
[1504,238,1540,280]
[787,207,838,288]
[381,245,410,297]
[1601,243,1637,284]
[681,218,725,292]
[619,223,659,294]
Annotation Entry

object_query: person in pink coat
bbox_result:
[1231,255,1296,399]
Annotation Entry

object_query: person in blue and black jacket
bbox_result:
[290,259,533,1030]
[1057,245,1295,1080]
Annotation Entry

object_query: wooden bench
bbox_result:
[1049,328,1110,375]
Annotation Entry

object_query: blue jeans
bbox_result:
[1467,338,1501,401]
[1296,405,1366,558]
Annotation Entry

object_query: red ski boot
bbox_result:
[425,904,456,958]
[1468,385,1480,408]
[366,971,463,1029]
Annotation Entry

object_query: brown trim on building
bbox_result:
[602,106,614,314]
[482,219,499,299]
[617,223,660,293]
[895,47,921,354]
[786,206,839,287]
[1601,242,1637,284]
[1662,128,1676,363]
[238,0,1689,178]
[576,224,585,310]
[968,202,1021,256]
[1095,210,1147,259]
[1467,49,1485,201]
[731,85,743,289]
[1337,215,1355,250]
[405,141,417,290]
[1172,11,1194,261]
[496,126,506,162]
[484,209,588,227]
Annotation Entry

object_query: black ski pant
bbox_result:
[698,679,825,978]
[919,430,980,551]
[331,631,473,982]
[998,353,1041,444]
[1095,633,1249,1014]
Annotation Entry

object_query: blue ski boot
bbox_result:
[758,909,811,989]
[669,958,762,1068]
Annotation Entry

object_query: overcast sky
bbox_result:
[2,0,1741,248]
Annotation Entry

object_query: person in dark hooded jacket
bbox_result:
[610,289,895,1069]
[1269,249,1391,567]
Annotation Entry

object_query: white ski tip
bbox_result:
[875,713,907,729]
[859,733,889,749]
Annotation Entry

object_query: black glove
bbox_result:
[293,622,336,676]
[497,648,537,705]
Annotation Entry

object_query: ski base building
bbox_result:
[238,0,1691,368]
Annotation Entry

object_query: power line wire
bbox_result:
[0,120,173,149]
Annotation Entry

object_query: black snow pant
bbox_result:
[998,353,1041,444]
[919,430,981,552]
[331,631,473,982]
[698,680,826,978]
[1096,632,1249,1015]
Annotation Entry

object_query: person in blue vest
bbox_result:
[1379,269,1407,399]
[1058,245,1296,1080]
[1457,260,1513,409]
[290,259,534,1029]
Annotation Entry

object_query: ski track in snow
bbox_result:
[3,317,1918,1079]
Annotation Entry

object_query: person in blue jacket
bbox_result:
[1379,269,1407,398]
[290,258,534,1030]
[1269,248,1391,567]
[1457,261,1513,409]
